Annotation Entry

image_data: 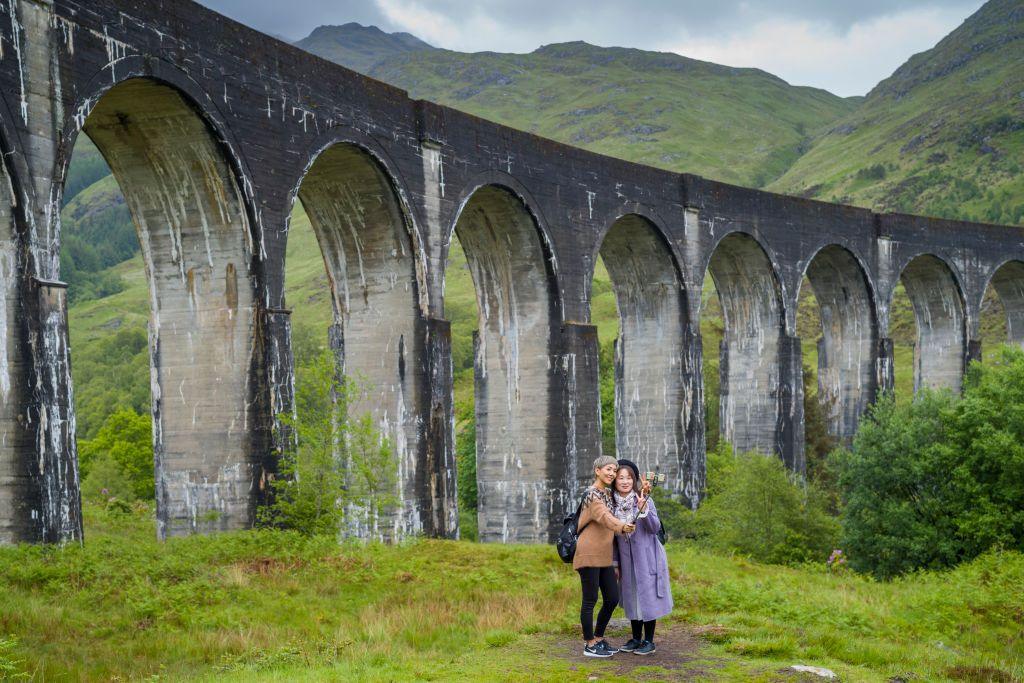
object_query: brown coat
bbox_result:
[573,485,627,569]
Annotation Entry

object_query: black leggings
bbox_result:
[631,619,656,642]
[578,566,619,641]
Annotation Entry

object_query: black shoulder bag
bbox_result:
[555,500,591,563]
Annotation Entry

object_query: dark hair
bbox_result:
[617,458,640,483]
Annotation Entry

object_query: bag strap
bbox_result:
[575,500,592,536]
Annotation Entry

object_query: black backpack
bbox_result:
[555,500,590,563]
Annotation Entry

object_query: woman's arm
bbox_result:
[588,496,626,533]
[637,497,660,534]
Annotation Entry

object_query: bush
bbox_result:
[697,446,839,564]
[78,408,153,500]
[261,351,398,537]
[599,339,616,456]
[831,392,957,578]
[455,416,477,513]
[0,635,29,680]
[854,164,886,181]
[679,442,838,564]
[834,348,1024,578]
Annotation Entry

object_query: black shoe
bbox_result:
[619,638,644,652]
[633,640,656,655]
[597,639,619,654]
[584,642,613,658]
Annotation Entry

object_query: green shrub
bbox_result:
[262,350,398,537]
[78,408,153,500]
[455,409,477,513]
[854,164,886,181]
[0,635,29,679]
[703,453,838,565]
[834,348,1024,578]
[694,443,839,564]
[599,339,617,456]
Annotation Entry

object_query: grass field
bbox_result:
[0,504,1021,682]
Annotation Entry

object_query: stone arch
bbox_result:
[597,213,696,493]
[799,245,878,440]
[446,184,560,543]
[983,260,1024,348]
[72,77,258,538]
[291,140,432,538]
[897,254,966,393]
[705,232,785,456]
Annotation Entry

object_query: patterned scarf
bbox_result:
[612,490,638,525]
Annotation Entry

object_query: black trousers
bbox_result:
[631,619,657,642]
[578,566,619,641]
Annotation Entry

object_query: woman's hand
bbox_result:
[622,522,636,534]
[637,476,651,510]
[614,567,620,582]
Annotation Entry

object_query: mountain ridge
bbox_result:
[294,25,857,188]
[769,0,1024,225]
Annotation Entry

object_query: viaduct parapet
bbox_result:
[0,0,1021,544]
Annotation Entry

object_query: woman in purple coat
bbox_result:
[611,459,674,655]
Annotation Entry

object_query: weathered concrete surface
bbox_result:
[454,186,560,543]
[1,0,1023,544]
[84,80,259,538]
[601,215,693,494]
[709,233,784,456]
[900,255,966,393]
[297,143,435,539]
[987,261,1024,347]
[806,246,878,441]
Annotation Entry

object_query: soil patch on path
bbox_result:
[557,621,723,680]
[553,621,838,681]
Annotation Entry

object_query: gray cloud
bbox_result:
[199,0,397,40]
[397,0,976,36]
[199,0,981,42]
[196,0,985,95]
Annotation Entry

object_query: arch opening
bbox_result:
[448,185,558,543]
[897,255,966,394]
[981,261,1024,350]
[705,233,784,455]
[69,78,257,538]
[800,246,877,441]
[597,215,693,493]
[288,142,426,539]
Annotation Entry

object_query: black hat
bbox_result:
[617,458,640,482]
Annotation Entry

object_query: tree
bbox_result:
[79,408,153,500]
[697,445,839,565]
[833,348,1024,578]
[261,350,398,537]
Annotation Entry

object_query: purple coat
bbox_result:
[612,498,673,622]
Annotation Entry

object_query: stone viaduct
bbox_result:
[0,0,1022,545]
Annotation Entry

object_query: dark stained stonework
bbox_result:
[0,0,1022,544]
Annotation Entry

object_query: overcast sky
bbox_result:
[198,0,986,96]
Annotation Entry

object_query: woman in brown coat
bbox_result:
[574,455,636,657]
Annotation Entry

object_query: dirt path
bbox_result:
[556,620,720,680]
[554,621,835,681]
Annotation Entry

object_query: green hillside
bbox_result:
[770,0,1024,225]
[337,39,857,188]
